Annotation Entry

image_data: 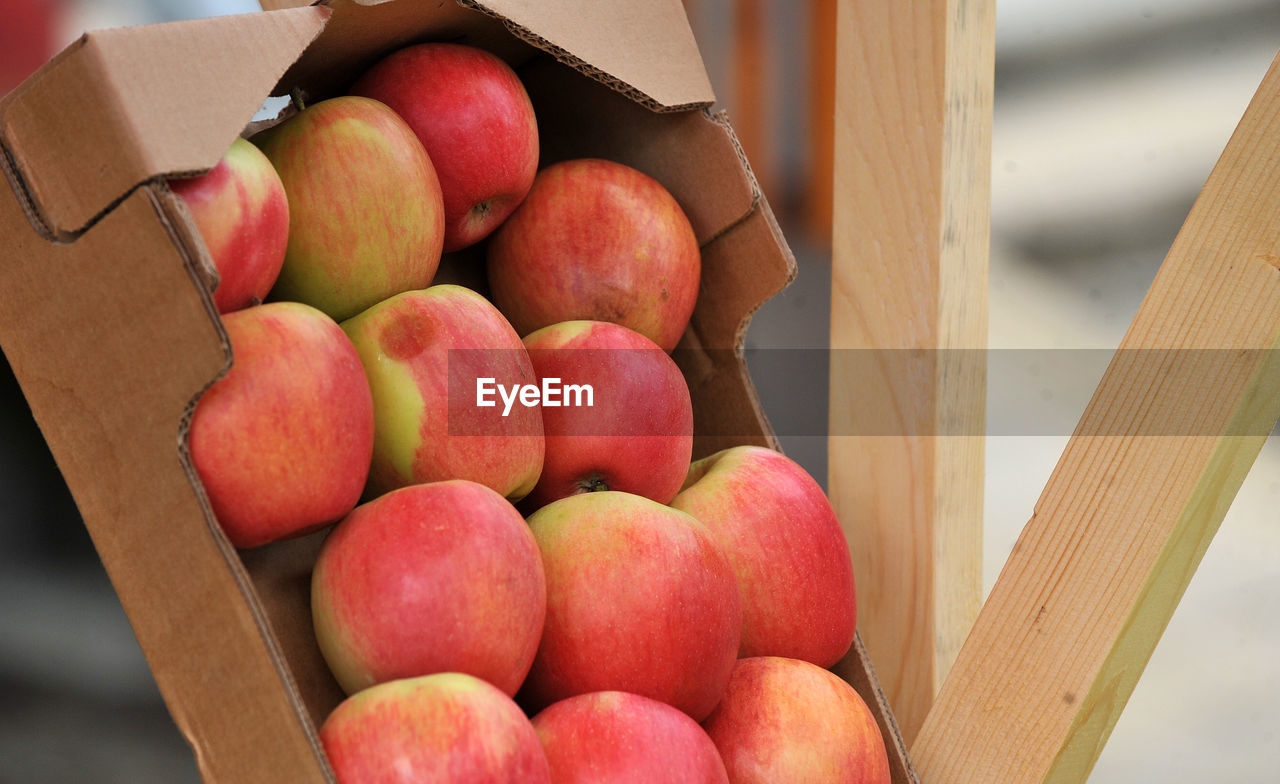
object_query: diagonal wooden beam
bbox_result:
[828,0,994,743]
[912,47,1280,784]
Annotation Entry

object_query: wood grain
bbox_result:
[828,0,993,742]
[912,48,1280,783]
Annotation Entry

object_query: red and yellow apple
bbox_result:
[671,445,856,667]
[253,95,445,321]
[487,158,700,352]
[351,42,539,252]
[532,691,729,784]
[521,491,740,721]
[311,480,545,696]
[320,672,551,783]
[188,301,374,549]
[520,320,692,510]
[340,284,543,500]
[169,137,289,313]
[701,657,891,784]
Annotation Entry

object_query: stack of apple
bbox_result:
[175,40,891,784]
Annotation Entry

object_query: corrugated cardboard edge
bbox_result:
[834,634,923,784]
[455,0,714,113]
[2,3,920,783]
[0,6,330,238]
[0,9,338,784]
[261,0,714,111]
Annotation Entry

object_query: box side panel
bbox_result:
[239,531,346,727]
[832,634,921,784]
[272,1,537,101]
[0,174,330,784]
[676,198,795,458]
[520,57,754,246]
[265,0,713,110]
[459,0,714,110]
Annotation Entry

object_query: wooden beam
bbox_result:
[828,0,993,743]
[911,49,1280,783]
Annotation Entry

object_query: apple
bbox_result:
[320,672,552,783]
[252,95,445,321]
[521,491,741,721]
[188,302,374,549]
[340,284,544,500]
[350,42,539,252]
[520,320,692,510]
[701,657,891,784]
[532,691,729,784]
[487,158,700,352]
[670,445,856,667]
[311,480,546,696]
[169,137,289,314]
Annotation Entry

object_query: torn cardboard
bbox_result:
[0,2,919,782]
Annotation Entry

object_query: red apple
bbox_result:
[351,42,539,252]
[188,302,373,549]
[670,445,856,667]
[521,491,741,721]
[341,284,543,500]
[169,137,289,313]
[311,480,545,696]
[321,672,551,783]
[520,320,692,510]
[702,657,891,784]
[487,158,700,352]
[532,691,729,784]
[253,95,445,321]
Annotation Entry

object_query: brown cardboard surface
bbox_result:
[521,56,755,246]
[0,3,916,782]
[262,0,714,111]
[0,173,332,783]
[833,634,922,784]
[459,0,714,111]
[680,197,795,459]
[1,6,327,238]
[266,0,535,101]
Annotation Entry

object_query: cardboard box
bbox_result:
[0,1,918,781]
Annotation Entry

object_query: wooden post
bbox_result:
[911,49,1280,783]
[828,0,994,743]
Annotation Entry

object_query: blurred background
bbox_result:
[2,0,1277,781]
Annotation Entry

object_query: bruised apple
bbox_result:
[340,284,543,501]
[521,491,740,721]
[351,42,539,252]
[188,302,374,548]
[321,672,551,783]
[671,445,856,667]
[254,95,445,321]
[487,158,700,352]
[169,137,288,313]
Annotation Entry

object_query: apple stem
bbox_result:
[289,87,308,113]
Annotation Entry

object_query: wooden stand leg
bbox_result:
[828,0,994,743]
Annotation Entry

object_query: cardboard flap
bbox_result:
[0,6,328,238]
[460,0,714,111]
[261,0,713,112]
